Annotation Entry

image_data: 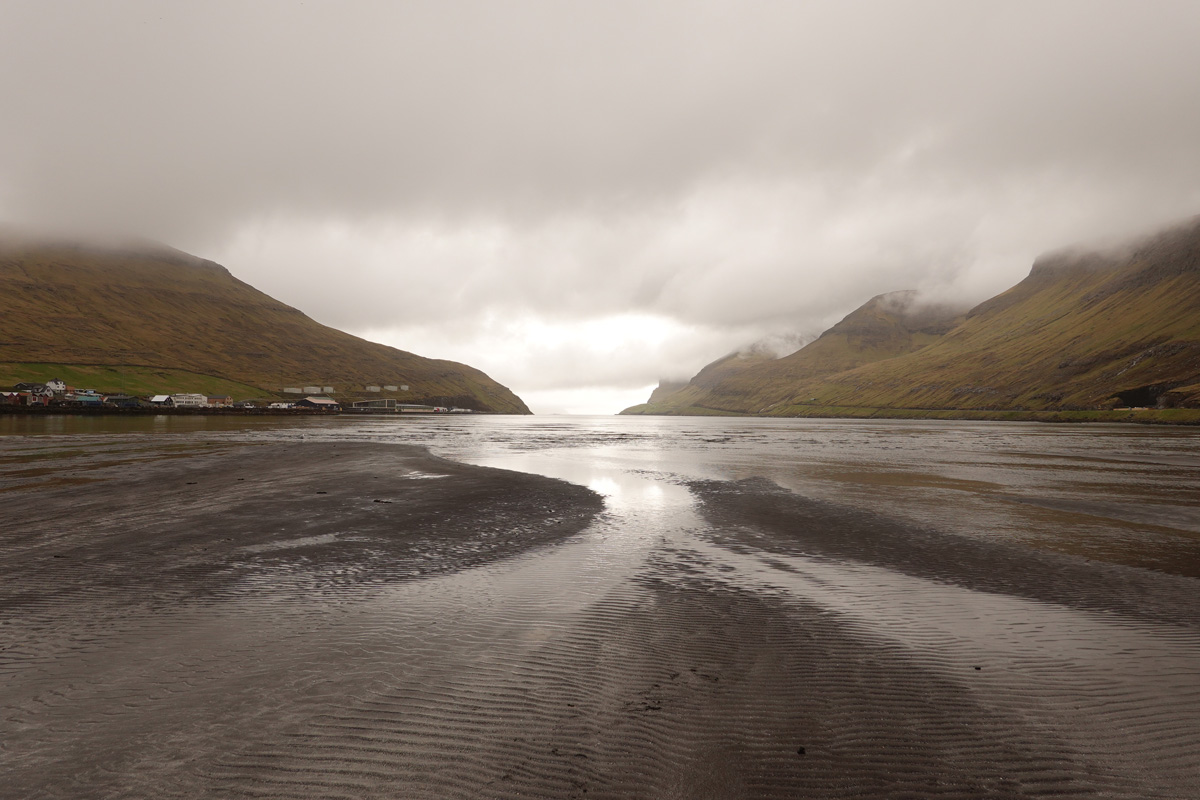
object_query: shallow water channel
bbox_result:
[3,415,1200,798]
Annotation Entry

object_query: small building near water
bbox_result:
[296,396,340,411]
[350,398,436,413]
[171,393,208,408]
[15,383,55,401]
[105,395,147,409]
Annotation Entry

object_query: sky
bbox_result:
[3,1,1200,413]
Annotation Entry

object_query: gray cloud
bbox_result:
[3,1,1200,412]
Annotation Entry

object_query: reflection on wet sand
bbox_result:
[2,416,1199,797]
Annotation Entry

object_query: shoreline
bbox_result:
[5,431,1199,798]
[622,404,1200,425]
[0,405,499,417]
[0,440,604,608]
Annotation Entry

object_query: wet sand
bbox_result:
[3,439,1200,798]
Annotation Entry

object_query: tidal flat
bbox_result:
[3,415,1200,798]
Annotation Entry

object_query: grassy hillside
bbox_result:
[0,363,265,398]
[625,290,963,414]
[0,237,530,412]
[636,347,781,412]
[624,216,1200,418]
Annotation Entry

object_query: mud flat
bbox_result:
[3,434,1200,798]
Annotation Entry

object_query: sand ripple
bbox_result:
[3,436,1199,798]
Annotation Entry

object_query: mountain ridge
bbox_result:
[0,236,531,413]
[634,289,966,414]
[624,215,1200,418]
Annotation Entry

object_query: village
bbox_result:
[0,378,475,414]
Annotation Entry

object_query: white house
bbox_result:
[149,395,172,405]
[170,393,207,408]
[46,378,67,393]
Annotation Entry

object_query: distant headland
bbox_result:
[623,215,1200,424]
[0,236,530,414]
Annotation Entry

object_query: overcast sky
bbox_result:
[3,1,1199,413]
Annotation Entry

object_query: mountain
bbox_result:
[627,290,964,414]
[623,216,1200,417]
[643,333,814,412]
[0,235,530,413]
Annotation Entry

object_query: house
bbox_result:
[206,395,233,407]
[149,395,173,406]
[296,396,340,411]
[46,378,67,394]
[365,385,381,392]
[4,391,46,406]
[171,393,208,408]
[303,386,321,394]
[15,383,55,401]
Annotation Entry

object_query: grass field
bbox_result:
[0,363,268,399]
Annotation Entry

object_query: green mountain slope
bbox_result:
[625,290,963,414]
[624,216,1200,417]
[0,237,530,412]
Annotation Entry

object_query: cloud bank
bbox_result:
[3,1,1199,412]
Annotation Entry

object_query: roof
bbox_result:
[301,396,340,406]
[150,395,170,402]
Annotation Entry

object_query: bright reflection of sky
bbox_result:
[466,453,693,513]
[355,311,748,415]
[585,475,684,511]
[519,387,657,416]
